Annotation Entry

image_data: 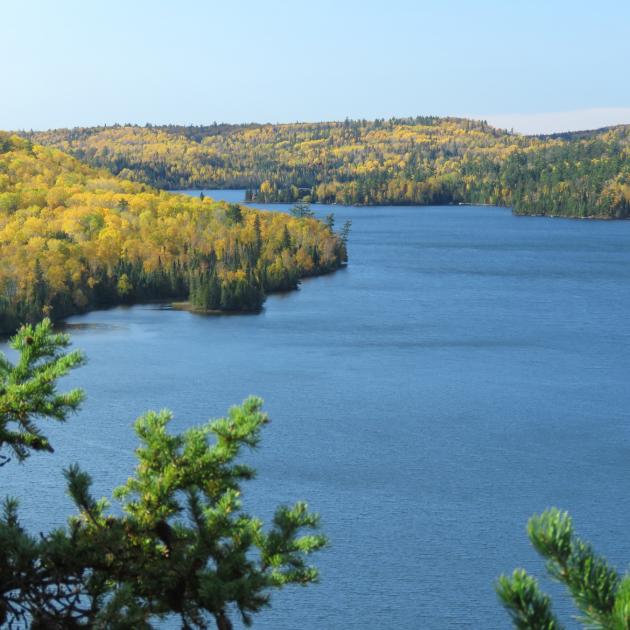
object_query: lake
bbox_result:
[3,190,630,628]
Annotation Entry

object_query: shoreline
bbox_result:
[172,190,627,221]
[1,263,346,338]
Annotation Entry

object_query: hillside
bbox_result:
[0,133,345,334]
[27,117,630,218]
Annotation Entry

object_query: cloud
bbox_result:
[481,107,630,135]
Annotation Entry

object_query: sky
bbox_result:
[2,0,630,134]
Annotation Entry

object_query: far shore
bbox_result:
[172,190,627,221]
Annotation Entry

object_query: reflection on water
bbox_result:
[58,322,128,332]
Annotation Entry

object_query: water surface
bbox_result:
[3,191,630,628]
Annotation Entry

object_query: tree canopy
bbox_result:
[0,133,346,334]
[26,117,630,218]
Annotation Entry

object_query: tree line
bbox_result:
[26,117,630,219]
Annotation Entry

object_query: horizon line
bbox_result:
[11,107,630,137]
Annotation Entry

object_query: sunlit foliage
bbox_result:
[27,118,630,218]
[0,133,345,333]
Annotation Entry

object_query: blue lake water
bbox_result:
[3,191,630,628]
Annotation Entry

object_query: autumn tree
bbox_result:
[0,132,346,334]
[27,118,630,217]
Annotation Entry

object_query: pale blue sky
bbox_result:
[3,0,630,132]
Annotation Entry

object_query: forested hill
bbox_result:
[0,133,346,334]
[26,117,630,218]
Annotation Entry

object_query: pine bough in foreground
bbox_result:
[0,320,326,629]
[498,508,630,629]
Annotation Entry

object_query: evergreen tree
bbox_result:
[497,508,630,629]
[0,322,326,628]
[281,225,292,250]
[0,320,84,465]
[225,204,243,225]
[29,260,50,321]
[339,220,352,263]
[253,214,263,261]
[290,202,315,219]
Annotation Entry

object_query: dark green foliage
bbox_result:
[0,323,326,629]
[218,274,265,312]
[290,202,315,219]
[338,220,351,263]
[339,220,352,245]
[189,268,222,311]
[497,508,630,629]
[225,203,243,225]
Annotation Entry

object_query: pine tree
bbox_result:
[0,319,84,465]
[497,508,630,628]
[0,322,326,628]
[281,225,292,251]
[290,202,315,219]
[253,214,263,261]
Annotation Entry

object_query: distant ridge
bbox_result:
[539,123,630,140]
[23,117,630,219]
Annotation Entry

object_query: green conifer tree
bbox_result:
[0,321,326,628]
[497,508,630,629]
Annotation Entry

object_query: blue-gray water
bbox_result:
[3,190,630,628]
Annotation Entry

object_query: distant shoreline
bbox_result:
[175,190,626,221]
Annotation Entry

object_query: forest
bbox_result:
[0,133,346,334]
[26,117,630,219]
